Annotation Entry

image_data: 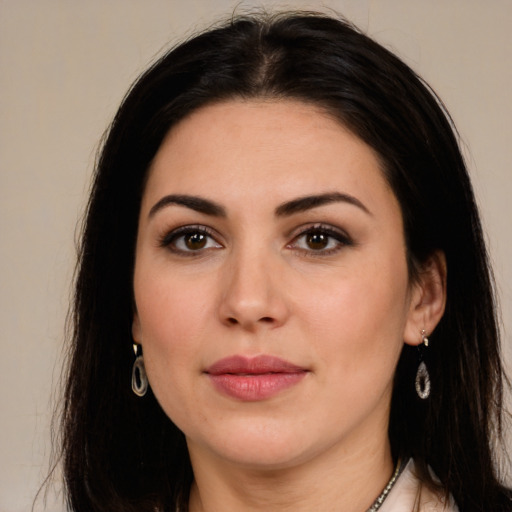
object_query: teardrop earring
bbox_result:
[415,329,431,400]
[131,343,148,397]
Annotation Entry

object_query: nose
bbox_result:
[217,246,290,331]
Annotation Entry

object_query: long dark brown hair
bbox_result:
[61,11,511,511]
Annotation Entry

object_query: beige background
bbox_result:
[1,1,511,510]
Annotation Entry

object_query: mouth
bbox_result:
[204,355,308,401]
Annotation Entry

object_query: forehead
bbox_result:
[143,99,396,215]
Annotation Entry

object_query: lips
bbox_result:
[205,355,308,401]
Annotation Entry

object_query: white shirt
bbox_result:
[379,460,459,512]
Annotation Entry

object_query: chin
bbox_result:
[216,444,312,471]
[186,419,328,471]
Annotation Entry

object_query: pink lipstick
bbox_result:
[205,355,307,401]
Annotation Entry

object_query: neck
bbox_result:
[188,429,394,512]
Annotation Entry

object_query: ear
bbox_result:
[403,250,447,346]
[132,310,142,343]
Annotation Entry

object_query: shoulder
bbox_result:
[380,459,458,512]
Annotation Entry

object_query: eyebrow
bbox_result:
[148,191,371,219]
[148,194,226,218]
[275,192,371,217]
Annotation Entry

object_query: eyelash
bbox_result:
[158,225,222,256]
[158,223,353,257]
[287,224,353,256]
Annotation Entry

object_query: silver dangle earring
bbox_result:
[131,343,148,397]
[415,329,431,400]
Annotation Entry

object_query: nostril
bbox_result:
[226,316,274,325]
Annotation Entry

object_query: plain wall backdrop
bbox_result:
[1,1,511,510]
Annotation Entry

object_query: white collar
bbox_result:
[378,459,459,512]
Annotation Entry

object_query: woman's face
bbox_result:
[132,100,427,470]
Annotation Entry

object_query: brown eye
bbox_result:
[162,226,223,254]
[306,232,329,250]
[288,225,353,255]
[184,232,207,250]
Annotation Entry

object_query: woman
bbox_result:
[61,11,511,512]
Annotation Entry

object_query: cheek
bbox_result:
[298,257,410,375]
[298,267,409,430]
[134,268,234,433]
[133,266,213,387]
[136,252,213,324]
[135,279,211,426]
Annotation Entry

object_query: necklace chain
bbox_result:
[180,459,407,512]
[366,458,406,512]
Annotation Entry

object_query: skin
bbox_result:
[132,100,446,512]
